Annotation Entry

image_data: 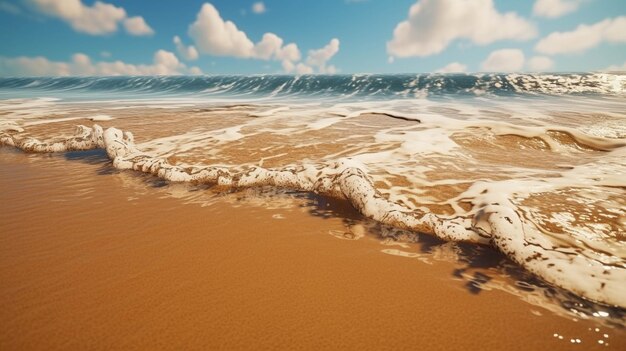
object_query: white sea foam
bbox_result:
[1,93,625,308]
[1,117,625,308]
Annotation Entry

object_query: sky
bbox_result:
[0,0,625,76]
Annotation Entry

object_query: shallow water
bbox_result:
[1,74,625,310]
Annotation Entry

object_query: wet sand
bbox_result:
[1,147,624,350]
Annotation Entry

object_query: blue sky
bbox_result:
[0,0,625,75]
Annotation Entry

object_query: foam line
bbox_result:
[351,110,626,151]
[1,124,624,308]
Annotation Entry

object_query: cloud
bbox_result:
[282,38,340,74]
[187,3,300,62]
[276,43,301,63]
[281,60,294,73]
[28,0,153,36]
[603,62,626,72]
[0,51,203,76]
[188,3,256,57]
[173,36,199,61]
[533,0,581,18]
[254,33,291,60]
[188,3,338,74]
[252,2,266,14]
[436,62,467,73]
[535,16,626,55]
[387,0,536,58]
[123,16,154,36]
[306,38,340,69]
[527,56,554,71]
[295,63,314,74]
[481,49,525,72]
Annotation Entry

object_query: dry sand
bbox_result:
[0,147,624,350]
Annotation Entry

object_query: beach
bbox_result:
[1,147,624,350]
[0,74,625,349]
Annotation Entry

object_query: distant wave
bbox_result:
[0,73,623,100]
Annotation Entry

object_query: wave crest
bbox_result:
[0,73,623,99]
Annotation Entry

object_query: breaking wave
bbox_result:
[0,73,624,100]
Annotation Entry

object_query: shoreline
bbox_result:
[1,147,624,349]
[2,118,625,308]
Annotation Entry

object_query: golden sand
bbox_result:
[1,148,624,350]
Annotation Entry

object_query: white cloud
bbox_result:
[295,63,314,75]
[173,36,199,61]
[0,56,70,76]
[284,38,340,74]
[152,50,181,74]
[100,51,111,58]
[527,56,554,71]
[276,43,301,63]
[188,3,255,57]
[306,39,340,67]
[253,33,300,61]
[280,39,340,74]
[188,4,301,63]
[281,60,294,73]
[603,62,626,72]
[387,0,536,58]
[481,49,525,72]
[533,0,581,18]
[253,33,282,60]
[188,3,338,74]
[123,16,154,36]
[252,2,266,14]
[0,51,203,76]
[305,38,340,73]
[535,16,626,55]
[436,62,467,73]
[189,67,204,75]
[28,0,153,36]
